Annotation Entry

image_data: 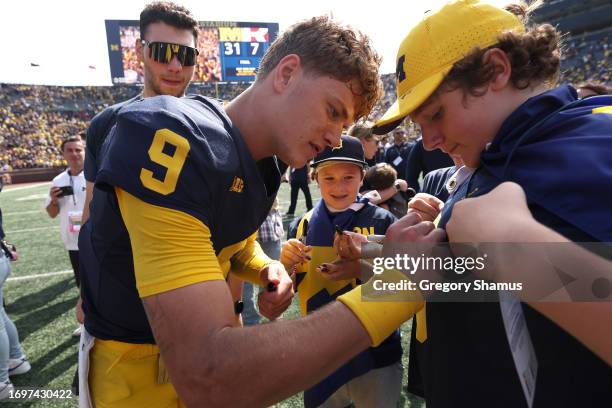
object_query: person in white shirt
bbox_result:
[45,135,86,394]
[45,136,86,312]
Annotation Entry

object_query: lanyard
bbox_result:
[67,170,77,206]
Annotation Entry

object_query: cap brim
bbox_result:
[313,159,366,169]
[372,114,404,135]
[373,67,451,135]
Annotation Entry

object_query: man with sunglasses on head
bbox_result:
[77,1,199,403]
[82,1,199,224]
[78,0,198,349]
[78,13,444,407]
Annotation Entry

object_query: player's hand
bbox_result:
[334,230,368,261]
[407,193,444,222]
[318,259,362,281]
[49,186,62,204]
[280,239,311,270]
[385,212,447,244]
[257,262,294,320]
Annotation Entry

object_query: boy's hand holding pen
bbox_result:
[280,238,312,268]
[279,220,311,286]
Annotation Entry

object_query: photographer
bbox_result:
[45,136,86,312]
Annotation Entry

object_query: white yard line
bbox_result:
[2,210,43,216]
[7,270,73,282]
[2,182,49,193]
[6,225,59,234]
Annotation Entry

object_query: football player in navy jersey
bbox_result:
[373,1,612,407]
[77,3,202,401]
[79,15,444,407]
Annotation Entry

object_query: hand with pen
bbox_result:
[317,227,368,281]
[257,262,294,320]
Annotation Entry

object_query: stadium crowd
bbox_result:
[195,27,222,82]
[0,82,248,170]
[562,28,611,84]
[120,26,144,83]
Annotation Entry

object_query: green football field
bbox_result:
[0,182,424,407]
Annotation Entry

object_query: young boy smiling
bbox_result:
[280,135,402,408]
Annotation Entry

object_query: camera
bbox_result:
[58,185,74,197]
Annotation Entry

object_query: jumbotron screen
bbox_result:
[105,20,279,84]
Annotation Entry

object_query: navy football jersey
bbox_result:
[80,95,280,343]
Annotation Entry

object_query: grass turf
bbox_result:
[1,182,424,407]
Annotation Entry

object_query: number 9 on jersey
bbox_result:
[140,129,190,195]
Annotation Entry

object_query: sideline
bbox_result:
[7,269,73,282]
[2,182,49,193]
[6,226,59,234]
[2,210,43,216]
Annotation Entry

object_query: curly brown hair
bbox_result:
[440,1,561,96]
[257,16,383,121]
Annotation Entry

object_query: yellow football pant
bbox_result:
[89,339,184,408]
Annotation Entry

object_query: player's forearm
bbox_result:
[530,302,612,366]
[231,235,273,284]
[460,218,612,363]
[168,302,369,407]
[489,253,612,364]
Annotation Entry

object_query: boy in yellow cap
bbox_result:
[373,0,612,407]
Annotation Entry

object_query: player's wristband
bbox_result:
[337,269,424,346]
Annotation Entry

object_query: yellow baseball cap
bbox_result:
[373,0,525,135]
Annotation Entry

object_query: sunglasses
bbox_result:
[142,40,199,66]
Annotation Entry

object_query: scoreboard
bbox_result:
[218,25,269,81]
[105,20,279,84]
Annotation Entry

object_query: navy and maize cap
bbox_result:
[312,135,367,170]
